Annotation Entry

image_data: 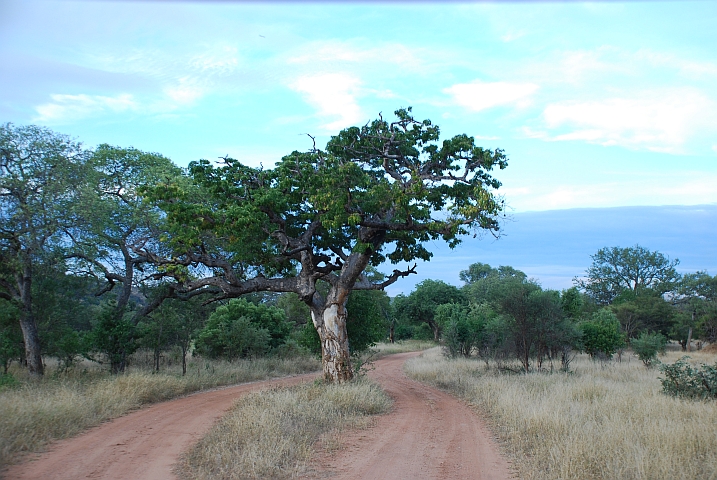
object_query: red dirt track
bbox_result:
[6,351,512,480]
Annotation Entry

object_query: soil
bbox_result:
[5,351,513,480]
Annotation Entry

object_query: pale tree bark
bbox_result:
[312,301,353,382]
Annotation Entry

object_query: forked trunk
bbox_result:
[312,302,353,383]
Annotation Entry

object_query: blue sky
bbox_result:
[1,1,716,292]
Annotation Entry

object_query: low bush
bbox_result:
[660,356,717,399]
[631,332,666,367]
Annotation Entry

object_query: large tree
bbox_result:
[64,145,184,371]
[0,124,89,375]
[145,108,507,382]
[574,245,680,305]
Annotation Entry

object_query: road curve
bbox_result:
[6,351,513,480]
[305,351,514,480]
[4,373,317,480]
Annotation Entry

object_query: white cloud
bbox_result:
[444,80,538,112]
[164,77,204,104]
[538,89,716,152]
[34,93,137,123]
[504,173,717,212]
[289,73,363,131]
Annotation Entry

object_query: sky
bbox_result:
[1,0,716,293]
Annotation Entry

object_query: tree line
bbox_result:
[3,117,714,380]
[393,249,716,372]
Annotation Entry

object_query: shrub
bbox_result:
[659,356,717,399]
[579,309,625,359]
[631,331,666,367]
[195,316,271,360]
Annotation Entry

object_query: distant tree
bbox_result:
[461,263,527,304]
[579,309,625,360]
[677,271,717,346]
[611,292,676,340]
[66,145,184,330]
[435,303,485,358]
[394,279,465,341]
[87,300,138,373]
[631,331,666,367]
[0,124,90,375]
[574,245,680,305]
[195,299,292,360]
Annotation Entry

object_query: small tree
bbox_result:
[195,299,291,360]
[88,300,138,373]
[579,309,625,360]
[435,303,485,358]
[631,331,666,367]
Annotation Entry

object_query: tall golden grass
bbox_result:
[405,348,717,480]
[177,378,392,479]
[0,355,319,469]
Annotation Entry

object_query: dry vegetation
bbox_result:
[371,339,436,356]
[0,354,319,469]
[405,347,717,480]
[177,378,391,479]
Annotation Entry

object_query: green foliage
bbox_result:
[461,263,528,304]
[196,316,271,360]
[87,301,138,373]
[579,309,625,359]
[660,356,717,400]
[631,331,666,367]
[195,299,291,360]
[0,301,23,374]
[575,245,680,305]
[435,303,485,358]
[0,372,19,389]
[393,279,465,340]
[560,287,584,319]
[295,290,389,357]
[611,292,676,339]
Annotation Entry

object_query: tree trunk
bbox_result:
[687,326,693,353]
[18,260,44,376]
[181,345,187,376]
[311,301,353,383]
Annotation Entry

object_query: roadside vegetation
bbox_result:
[177,378,391,479]
[0,353,319,469]
[406,347,717,480]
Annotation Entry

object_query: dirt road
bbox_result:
[6,351,512,480]
[306,351,513,480]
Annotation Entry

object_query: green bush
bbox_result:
[659,356,717,399]
[579,309,625,359]
[195,316,271,360]
[631,331,666,367]
[435,303,484,358]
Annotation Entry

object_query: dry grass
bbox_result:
[0,355,319,470]
[405,347,717,480]
[177,378,392,479]
[372,339,437,356]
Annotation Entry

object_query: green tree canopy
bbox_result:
[0,123,90,375]
[143,108,508,382]
[393,279,465,341]
[574,245,680,305]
